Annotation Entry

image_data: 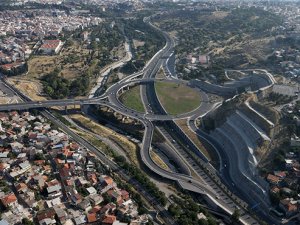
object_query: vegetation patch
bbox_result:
[155,81,201,115]
[168,195,217,225]
[150,150,171,171]
[120,17,165,74]
[42,68,89,99]
[69,114,139,164]
[119,85,145,112]
[154,7,283,81]
[24,22,125,99]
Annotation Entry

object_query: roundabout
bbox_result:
[104,77,213,121]
[118,79,203,115]
[0,15,274,225]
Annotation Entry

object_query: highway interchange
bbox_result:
[0,16,278,225]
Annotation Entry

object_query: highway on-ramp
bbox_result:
[0,15,275,225]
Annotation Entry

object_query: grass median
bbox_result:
[119,85,145,112]
[155,81,201,115]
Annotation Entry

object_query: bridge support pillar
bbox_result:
[65,106,68,114]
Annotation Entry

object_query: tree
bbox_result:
[138,206,147,215]
[168,204,181,218]
[70,76,90,96]
[231,209,240,223]
[34,191,42,201]
[22,218,34,225]
[65,39,74,48]
[34,153,45,160]
[2,186,10,193]
[115,155,126,164]
[198,219,209,225]
[146,220,154,225]
[102,192,113,204]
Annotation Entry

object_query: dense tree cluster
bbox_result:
[223,7,282,33]
[121,17,165,74]
[158,7,282,55]
[230,209,240,224]
[90,23,124,52]
[70,76,90,96]
[88,23,124,68]
[268,92,294,105]
[42,68,89,99]
[42,69,70,99]
[154,7,283,80]
[120,60,139,74]
[168,196,217,225]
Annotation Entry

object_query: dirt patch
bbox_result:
[7,78,46,101]
[211,11,229,19]
[133,39,145,49]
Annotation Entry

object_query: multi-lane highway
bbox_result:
[0,15,277,225]
[135,28,263,225]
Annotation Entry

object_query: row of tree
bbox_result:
[115,156,168,206]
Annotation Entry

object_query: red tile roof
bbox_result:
[16,183,27,192]
[121,190,129,200]
[102,215,116,225]
[286,203,297,212]
[87,213,97,223]
[40,40,61,50]
[88,173,97,184]
[103,176,114,186]
[36,208,56,221]
[280,199,298,212]
[34,160,45,165]
[0,163,6,171]
[1,193,17,207]
[89,205,101,214]
[271,186,280,194]
[267,174,280,184]
[0,62,24,71]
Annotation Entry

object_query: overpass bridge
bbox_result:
[0,15,279,225]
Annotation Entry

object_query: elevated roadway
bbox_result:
[0,15,278,225]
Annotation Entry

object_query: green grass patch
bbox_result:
[119,85,145,112]
[155,81,201,115]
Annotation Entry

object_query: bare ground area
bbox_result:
[7,78,46,101]
[69,114,139,165]
[133,39,145,49]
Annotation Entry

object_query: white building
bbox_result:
[39,40,63,55]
